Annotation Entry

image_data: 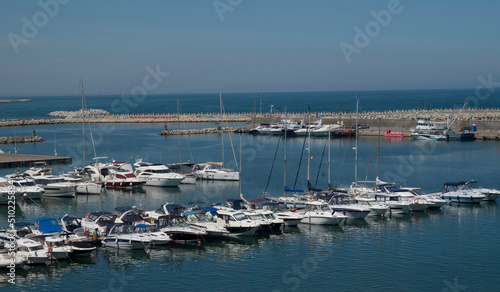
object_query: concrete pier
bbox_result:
[0,153,72,168]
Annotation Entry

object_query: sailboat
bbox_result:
[74,80,103,195]
[192,91,240,181]
[167,97,197,184]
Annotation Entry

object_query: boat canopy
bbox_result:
[35,217,64,234]
[443,182,467,186]
[114,206,135,214]
[285,186,304,192]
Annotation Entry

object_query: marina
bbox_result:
[1,116,500,290]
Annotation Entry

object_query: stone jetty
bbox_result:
[0,136,44,144]
[159,127,243,136]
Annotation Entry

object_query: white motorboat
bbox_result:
[0,240,27,267]
[157,215,207,244]
[29,175,76,197]
[353,197,388,216]
[215,209,260,237]
[133,224,171,246]
[377,186,433,212]
[299,201,348,225]
[404,188,446,209]
[370,191,412,214]
[440,182,485,204]
[261,202,303,226]
[167,163,197,184]
[193,162,239,181]
[0,180,12,205]
[44,236,72,260]
[7,176,44,200]
[134,160,185,187]
[81,211,118,237]
[263,193,309,209]
[327,194,372,219]
[102,223,152,250]
[13,237,49,265]
[465,181,500,201]
[185,211,230,239]
[243,210,275,232]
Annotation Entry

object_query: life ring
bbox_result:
[413,198,419,204]
[354,193,358,197]
[291,208,297,212]
[85,213,90,218]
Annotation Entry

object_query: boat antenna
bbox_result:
[328,125,331,189]
[239,132,242,196]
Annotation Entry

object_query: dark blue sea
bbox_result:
[1,89,500,291]
[2,88,499,120]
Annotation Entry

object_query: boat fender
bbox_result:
[470,196,473,201]
[413,198,419,204]
[354,193,357,197]
[84,230,89,237]
[48,246,51,253]
[291,208,297,212]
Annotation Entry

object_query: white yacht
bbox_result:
[327,194,372,219]
[14,237,49,264]
[7,176,44,200]
[243,210,275,232]
[404,187,446,209]
[465,181,500,201]
[0,240,26,267]
[29,175,76,197]
[44,236,72,260]
[133,224,171,246]
[299,201,348,225]
[261,202,303,226]
[134,160,185,187]
[81,211,118,237]
[102,223,153,250]
[185,211,230,239]
[439,182,485,203]
[215,209,260,237]
[193,162,239,181]
[353,197,389,216]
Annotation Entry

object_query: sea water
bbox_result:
[1,90,500,291]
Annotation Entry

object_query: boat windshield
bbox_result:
[233,213,247,221]
[264,213,275,219]
[20,181,37,187]
[30,245,44,251]
[47,240,64,247]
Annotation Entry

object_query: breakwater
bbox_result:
[0,136,44,144]
[159,127,243,136]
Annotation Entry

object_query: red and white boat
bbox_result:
[106,162,144,189]
[384,129,404,138]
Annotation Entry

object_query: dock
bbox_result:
[0,153,72,168]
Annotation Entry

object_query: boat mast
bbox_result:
[284,107,287,195]
[81,79,85,168]
[177,97,182,167]
[376,117,381,179]
[355,98,359,186]
[220,90,224,167]
[307,103,311,184]
[328,124,331,188]
[259,89,262,115]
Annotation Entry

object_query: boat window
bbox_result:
[233,213,247,221]
[31,245,43,251]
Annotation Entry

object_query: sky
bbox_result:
[1,0,499,96]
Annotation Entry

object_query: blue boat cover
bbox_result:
[285,186,304,192]
[36,218,63,234]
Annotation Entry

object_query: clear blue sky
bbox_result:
[1,0,499,95]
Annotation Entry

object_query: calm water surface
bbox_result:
[1,123,500,291]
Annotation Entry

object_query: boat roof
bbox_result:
[196,162,224,167]
[443,182,467,186]
[114,206,135,214]
[35,217,64,234]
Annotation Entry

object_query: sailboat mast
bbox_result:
[376,117,381,179]
[177,97,182,166]
[259,89,262,115]
[328,126,331,187]
[81,79,85,168]
[307,103,311,183]
[355,98,359,186]
[284,107,287,195]
[220,90,224,167]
